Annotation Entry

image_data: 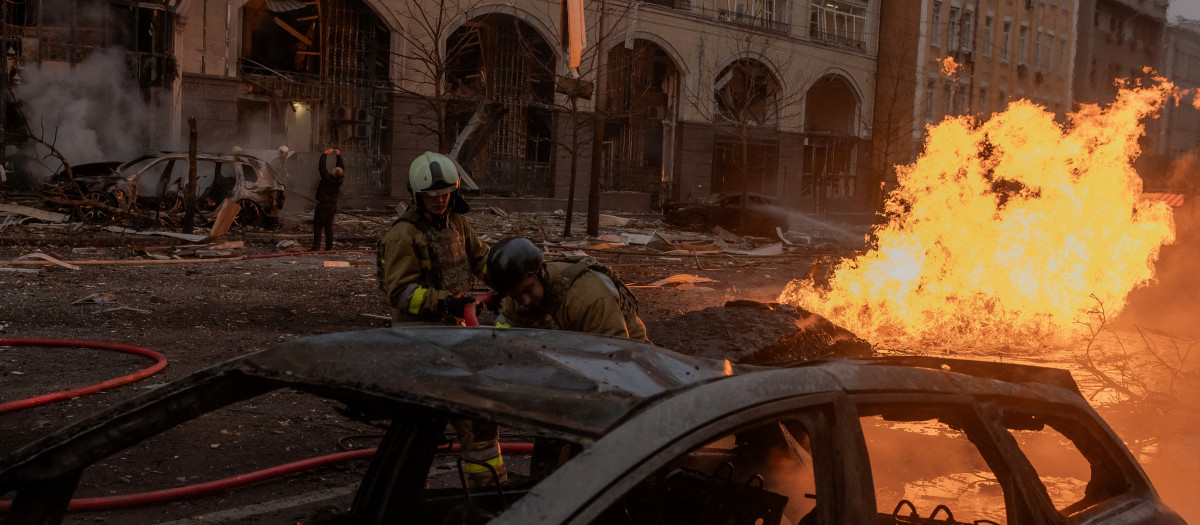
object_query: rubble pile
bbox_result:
[649,300,872,364]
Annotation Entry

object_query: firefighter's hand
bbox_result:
[324,148,334,155]
[442,295,477,318]
[481,293,501,313]
[334,149,341,156]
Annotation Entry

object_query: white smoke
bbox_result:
[13,48,154,181]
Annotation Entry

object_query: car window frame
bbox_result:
[980,398,1157,524]
[525,392,863,525]
[849,392,1057,525]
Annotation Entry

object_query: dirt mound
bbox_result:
[648,300,872,364]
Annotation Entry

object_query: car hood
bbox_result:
[241,327,737,439]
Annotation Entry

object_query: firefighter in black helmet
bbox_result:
[484,237,647,341]
[376,151,500,487]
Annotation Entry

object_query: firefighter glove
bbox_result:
[443,295,477,318]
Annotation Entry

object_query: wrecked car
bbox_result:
[664,193,790,236]
[47,152,286,224]
[0,327,1184,524]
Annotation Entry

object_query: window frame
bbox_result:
[567,392,857,524]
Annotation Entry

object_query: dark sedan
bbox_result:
[664,193,790,236]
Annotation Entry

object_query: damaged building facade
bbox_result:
[3,0,879,213]
[0,0,178,185]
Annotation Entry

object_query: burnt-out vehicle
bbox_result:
[48,152,285,223]
[0,328,1184,524]
[664,193,790,236]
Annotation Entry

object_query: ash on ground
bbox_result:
[648,299,872,364]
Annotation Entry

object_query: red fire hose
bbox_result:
[0,339,533,513]
[0,338,167,414]
[0,442,535,513]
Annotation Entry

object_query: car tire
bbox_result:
[234,200,266,228]
[684,213,708,231]
[80,191,116,222]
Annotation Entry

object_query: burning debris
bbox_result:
[780,81,1192,349]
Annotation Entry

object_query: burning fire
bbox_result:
[780,81,1188,348]
[940,56,961,76]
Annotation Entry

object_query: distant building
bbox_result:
[1162,19,1200,160]
[1073,0,1168,156]
[171,0,882,213]
[872,0,1077,210]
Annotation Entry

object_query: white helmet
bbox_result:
[408,151,460,196]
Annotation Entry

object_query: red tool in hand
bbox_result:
[462,293,496,327]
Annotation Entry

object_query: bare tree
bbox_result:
[867,44,921,215]
[389,0,490,154]
[682,31,808,234]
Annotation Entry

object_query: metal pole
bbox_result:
[586,0,607,237]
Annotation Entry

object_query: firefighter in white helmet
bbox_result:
[375,151,502,487]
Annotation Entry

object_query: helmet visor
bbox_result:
[418,184,456,197]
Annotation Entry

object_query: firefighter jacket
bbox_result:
[498,260,648,341]
[377,207,489,324]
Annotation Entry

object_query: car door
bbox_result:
[494,384,869,525]
[848,393,1046,525]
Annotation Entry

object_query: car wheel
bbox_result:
[684,213,708,231]
[80,191,116,222]
[233,200,263,228]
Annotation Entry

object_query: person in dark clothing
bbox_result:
[313,148,345,251]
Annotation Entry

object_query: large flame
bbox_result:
[780,81,1185,348]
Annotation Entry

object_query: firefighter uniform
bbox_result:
[498,260,648,341]
[376,207,489,324]
[379,150,502,486]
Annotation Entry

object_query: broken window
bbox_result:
[241,0,321,76]
[589,410,828,524]
[715,59,779,127]
[1002,408,1132,517]
[858,401,1011,524]
[601,41,676,198]
[445,15,555,197]
[712,137,778,196]
[717,0,785,31]
[809,0,867,49]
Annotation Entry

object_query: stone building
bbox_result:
[872,0,1077,210]
[1073,0,1168,157]
[1,0,881,214]
[1162,19,1200,161]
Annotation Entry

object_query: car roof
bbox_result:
[239,327,737,440]
[0,327,1090,486]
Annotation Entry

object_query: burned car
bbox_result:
[0,327,1184,524]
[664,193,790,236]
[48,152,286,224]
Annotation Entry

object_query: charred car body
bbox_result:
[48,152,286,224]
[664,193,790,236]
[0,327,1184,524]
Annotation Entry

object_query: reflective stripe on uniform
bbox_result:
[495,314,510,328]
[402,283,427,315]
[463,455,504,474]
[419,259,432,270]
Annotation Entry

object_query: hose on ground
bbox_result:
[0,338,167,414]
[0,443,535,512]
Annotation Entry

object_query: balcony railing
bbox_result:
[715,9,789,33]
[809,29,866,50]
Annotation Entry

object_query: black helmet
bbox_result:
[484,238,544,296]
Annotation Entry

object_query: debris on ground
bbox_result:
[649,300,872,364]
